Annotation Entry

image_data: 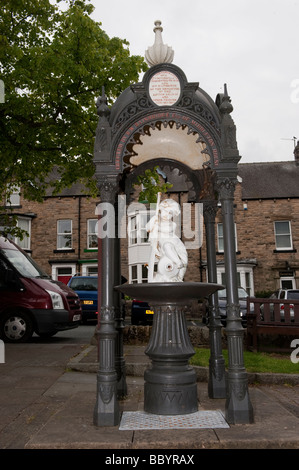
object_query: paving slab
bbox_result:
[1,342,298,451]
[24,374,299,450]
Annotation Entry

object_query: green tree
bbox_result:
[134,166,173,204]
[0,0,147,236]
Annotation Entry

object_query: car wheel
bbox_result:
[0,310,34,343]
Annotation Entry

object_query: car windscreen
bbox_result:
[69,278,98,291]
[288,291,299,300]
[237,288,248,299]
[218,289,227,298]
[218,288,248,299]
[1,248,50,279]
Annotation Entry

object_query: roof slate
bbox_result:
[238,161,299,200]
[44,161,299,201]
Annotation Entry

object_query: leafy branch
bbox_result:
[134,166,173,203]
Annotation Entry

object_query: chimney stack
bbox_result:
[294,140,299,163]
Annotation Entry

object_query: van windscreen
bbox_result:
[2,249,49,279]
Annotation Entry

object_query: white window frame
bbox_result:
[128,211,153,247]
[280,276,296,289]
[216,264,255,296]
[274,220,293,250]
[128,209,154,284]
[57,219,72,250]
[87,219,98,249]
[129,263,149,284]
[5,185,21,207]
[217,223,238,253]
[130,264,138,284]
[51,263,76,281]
[14,217,31,250]
[129,214,138,246]
[81,263,98,276]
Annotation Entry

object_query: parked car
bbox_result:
[131,299,154,325]
[67,276,98,323]
[217,287,254,327]
[0,236,81,343]
[268,289,299,320]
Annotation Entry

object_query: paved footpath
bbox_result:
[0,343,298,452]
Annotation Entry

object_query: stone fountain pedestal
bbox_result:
[115,282,223,415]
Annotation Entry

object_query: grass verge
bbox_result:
[190,348,299,374]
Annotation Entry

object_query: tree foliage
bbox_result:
[134,166,173,204]
[0,0,147,213]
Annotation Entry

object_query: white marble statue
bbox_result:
[146,193,188,282]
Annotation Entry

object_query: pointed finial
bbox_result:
[219,83,233,115]
[145,20,174,66]
[96,86,110,118]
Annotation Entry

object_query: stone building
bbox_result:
[3,142,299,295]
[232,156,299,294]
[2,182,100,282]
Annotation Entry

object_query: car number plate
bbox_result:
[73,314,81,321]
[146,309,154,315]
[83,300,94,305]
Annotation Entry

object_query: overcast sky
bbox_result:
[89,0,298,164]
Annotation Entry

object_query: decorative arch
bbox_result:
[123,157,202,202]
[113,108,222,173]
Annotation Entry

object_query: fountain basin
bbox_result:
[115,281,223,304]
[115,282,223,415]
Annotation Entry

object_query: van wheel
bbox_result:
[0,310,34,343]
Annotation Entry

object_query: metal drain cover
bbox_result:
[119,410,229,430]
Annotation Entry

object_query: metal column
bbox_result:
[203,200,226,398]
[114,200,127,399]
[218,177,254,424]
[93,176,120,426]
